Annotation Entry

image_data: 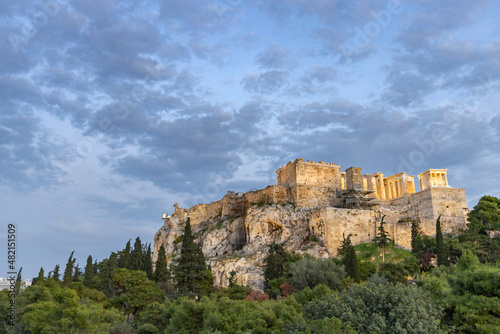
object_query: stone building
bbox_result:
[154,158,469,290]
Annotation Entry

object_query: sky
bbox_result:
[1,0,499,279]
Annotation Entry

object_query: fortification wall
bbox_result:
[291,185,344,208]
[276,159,342,189]
[309,207,414,255]
[409,187,468,235]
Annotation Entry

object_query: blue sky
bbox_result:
[1,0,499,279]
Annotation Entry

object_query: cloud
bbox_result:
[241,71,289,94]
[255,44,297,69]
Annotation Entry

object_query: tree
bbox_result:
[436,215,449,266]
[337,233,352,258]
[117,239,131,269]
[101,253,117,297]
[111,269,163,318]
[84,255,94,288]
[73,263,82,282]
[410,219,424,254]
[63,251,76,286]
[129,237,144,271]
[289,258,345,291]
[374,216,391,262]
[154,244,169,283]
[143,243,153,280]
[345,243,361,283]
[173,218,213,296]
[263,242,288,291]
[52,264,60,282]
[33,268,44,285]
[304,282,443,334]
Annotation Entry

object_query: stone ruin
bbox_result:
[154,158,469,289]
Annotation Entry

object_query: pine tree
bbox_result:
[263,242,288,291]
[436,215,449,266]
[173,218,213,295]
[154,244,169,283]
[84,255,94,288]
[52,264,60,282]
[374,216,391,263]
[143,243,153,280]
[117,240,131,269]
[130,237,144,271]
[63,251,76,286]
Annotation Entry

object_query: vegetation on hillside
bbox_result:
[1,195,499,333]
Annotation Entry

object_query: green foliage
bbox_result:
[111,268,164,317]
[143,243,153,280]
[163,295,303,333]
[345,242,361,283]
[373,215,391,248]
[460,195,500,263]
[417,251,500,333]
[304,282,443,334]
[130,237,144,271]
[83,255,94,288]
[263,242,289,291]
[228,270,237,288]
[378,257,420,284]
[52,265,60,282]
[286,317,358,334]
[154,244,169,283]
[17,280,127,333]
[467,195,500,233]
[62,251,76,286]
[212,285,253,301]
[294,284,334,306]
[100,252,117,297]
[289,258,345,291]
[117,239,131,269]
[173,218,213,296]
[436,216,449,266]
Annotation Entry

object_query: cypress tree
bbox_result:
[84,255,94,288]
[436,215,449,266]
[130,237,144,271]
[342,234,360,283]
[338,233,353,258]
[52,264,60,282]
[102,253,117,297]
[73,263,82,282]
[263,242,288,290]
[143,243,153,280]
[154,244,169,283]
[411,219,424,254]
[173,218,212,295]
[117,240,131,269]
[63,251,76,286]
[37,268,44,283]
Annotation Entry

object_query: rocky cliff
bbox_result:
[154,204,329,291]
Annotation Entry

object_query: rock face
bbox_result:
[154,158,469,291]
[154,204,330,291]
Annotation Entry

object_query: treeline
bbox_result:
[0,196,499,333]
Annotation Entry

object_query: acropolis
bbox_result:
[154,158,469,288]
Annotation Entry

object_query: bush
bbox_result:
[289,258,345,291]
[303,282,442,334]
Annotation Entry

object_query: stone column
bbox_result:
[401,173,409,195]
[378,173,385,199]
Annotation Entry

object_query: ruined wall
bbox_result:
[309,207,414,255]
[276,158,342,190]
[409,187,468,235]
[291,185,344,208]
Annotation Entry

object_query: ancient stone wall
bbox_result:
[291,185,344,208]
[276,158,342,189]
